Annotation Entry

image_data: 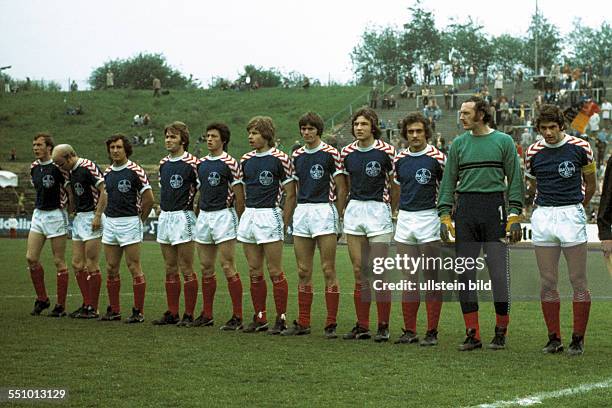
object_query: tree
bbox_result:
[490,34,527,77]
[523,12,561,73]
[400,2,442,68]
[350,25,402,85]
[566,21,612,76]
[444,18,492,74]
[88,53,195,90]
[237,65,283,88]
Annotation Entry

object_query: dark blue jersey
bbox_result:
[30,160,67,210]
[525,135,593,206]
[197,152,242,211]
[394,145,446,211]
[240,148,295,208]
[159,152,200,211]
[341,139,395,203]
[104,160,151,217]
[292,142,343,204]
[70,158,104,213]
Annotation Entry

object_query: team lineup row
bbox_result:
[25,98,608,355]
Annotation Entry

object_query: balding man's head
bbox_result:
[52,144,77,171]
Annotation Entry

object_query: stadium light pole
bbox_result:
[534,0,539,75]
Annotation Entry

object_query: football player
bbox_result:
[526,104,597,355]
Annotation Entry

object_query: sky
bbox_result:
[0,0,609,89]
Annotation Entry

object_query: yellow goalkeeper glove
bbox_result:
[506,214,522,243]
[440,214,455,242]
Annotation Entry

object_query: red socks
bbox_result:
[297,284,313,327]
[354,282,371,329]
[88,270,102,310]
[496,313,510,329]
[132,274,146,312]
[325,285,339,327]
[425,291,442,332]
[541,289,561,337]
[463,311,480,340]
[29,263,48,302]
[165,274,181,316]
[183,274,198,317]
[75,269,90,305]
[250,275,267,322]
[107,275,121,313]
[375,288,391,327]
[56,269,69,307]
[271,273,288,316]
[201,275,217,319]
[573,290,591,337]
[227,274,243,319]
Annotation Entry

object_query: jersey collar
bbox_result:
[407,145,430,156]
[39,159,53,165]
[255,147,274,157]
[167,151,188,162]
[355,139,378,152]
[72,158,84,171]
[303,141,324,154]
[111,160,132,171]
[206,152,226,161]
[541,134,569,148]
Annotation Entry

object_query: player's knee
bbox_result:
[296,263,311,280]
[71,260,84,271]
[126,259,141,275]
[52,257,65,269]
[220,261,235,277]
[25,253,39,266]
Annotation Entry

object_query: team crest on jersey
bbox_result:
[259,170,274,186]
[73,182,84,196]
[208,171,221,186]
[365,161,381,177]
[558,161,575,178]
[42,175,55,188]
[310,164,324,180]
[170,174,184,189]
[118,179,132,193]
[415,168,432,184]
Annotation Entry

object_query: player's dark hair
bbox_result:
[106,134,133,159]
[247,116,276,148]
[298,112,324,136]
[400,112,432,141]
[164,121,190,151]
[464,96,492,125]
[206,122,231,151]
[351,107,381,139]
[34,133,55,149]
[536,104,566,131]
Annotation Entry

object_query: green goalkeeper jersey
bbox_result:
[438,129,524,216]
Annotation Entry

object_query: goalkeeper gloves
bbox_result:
[506,214,522,243]
[439,214,455,242]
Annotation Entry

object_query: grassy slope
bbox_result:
[1,239,611,407]
[0,86,368,165]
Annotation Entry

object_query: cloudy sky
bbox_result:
[0,0,609,89]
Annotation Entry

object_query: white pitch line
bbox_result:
[471,378,612,407]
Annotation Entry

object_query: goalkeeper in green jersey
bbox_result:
[438,96,524,351]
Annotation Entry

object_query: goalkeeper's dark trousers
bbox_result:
[454,192,510,316]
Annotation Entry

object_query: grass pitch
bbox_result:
[1,238,611,407]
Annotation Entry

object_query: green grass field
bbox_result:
[1,238,611,407]
[0,86,368,165]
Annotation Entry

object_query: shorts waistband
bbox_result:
[535,203,582,210]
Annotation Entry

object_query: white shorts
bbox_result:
[531,204,587,247]
[394,208,440,245]
[195,208,238,245]
[156,210,196,245]
[237,207,283,244]
[343,200,393,237]
[102,216,143,247]
[72,211,103,242]
[30,208,68,238]
[292,203,339,238]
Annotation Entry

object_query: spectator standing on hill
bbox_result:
[494,72,504,98]
[153,77,161,97]
[106,71,114,89]
[601,98,611,128]
[51,144,106,319]
[433,61,442,86]
[27,133,70,317]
